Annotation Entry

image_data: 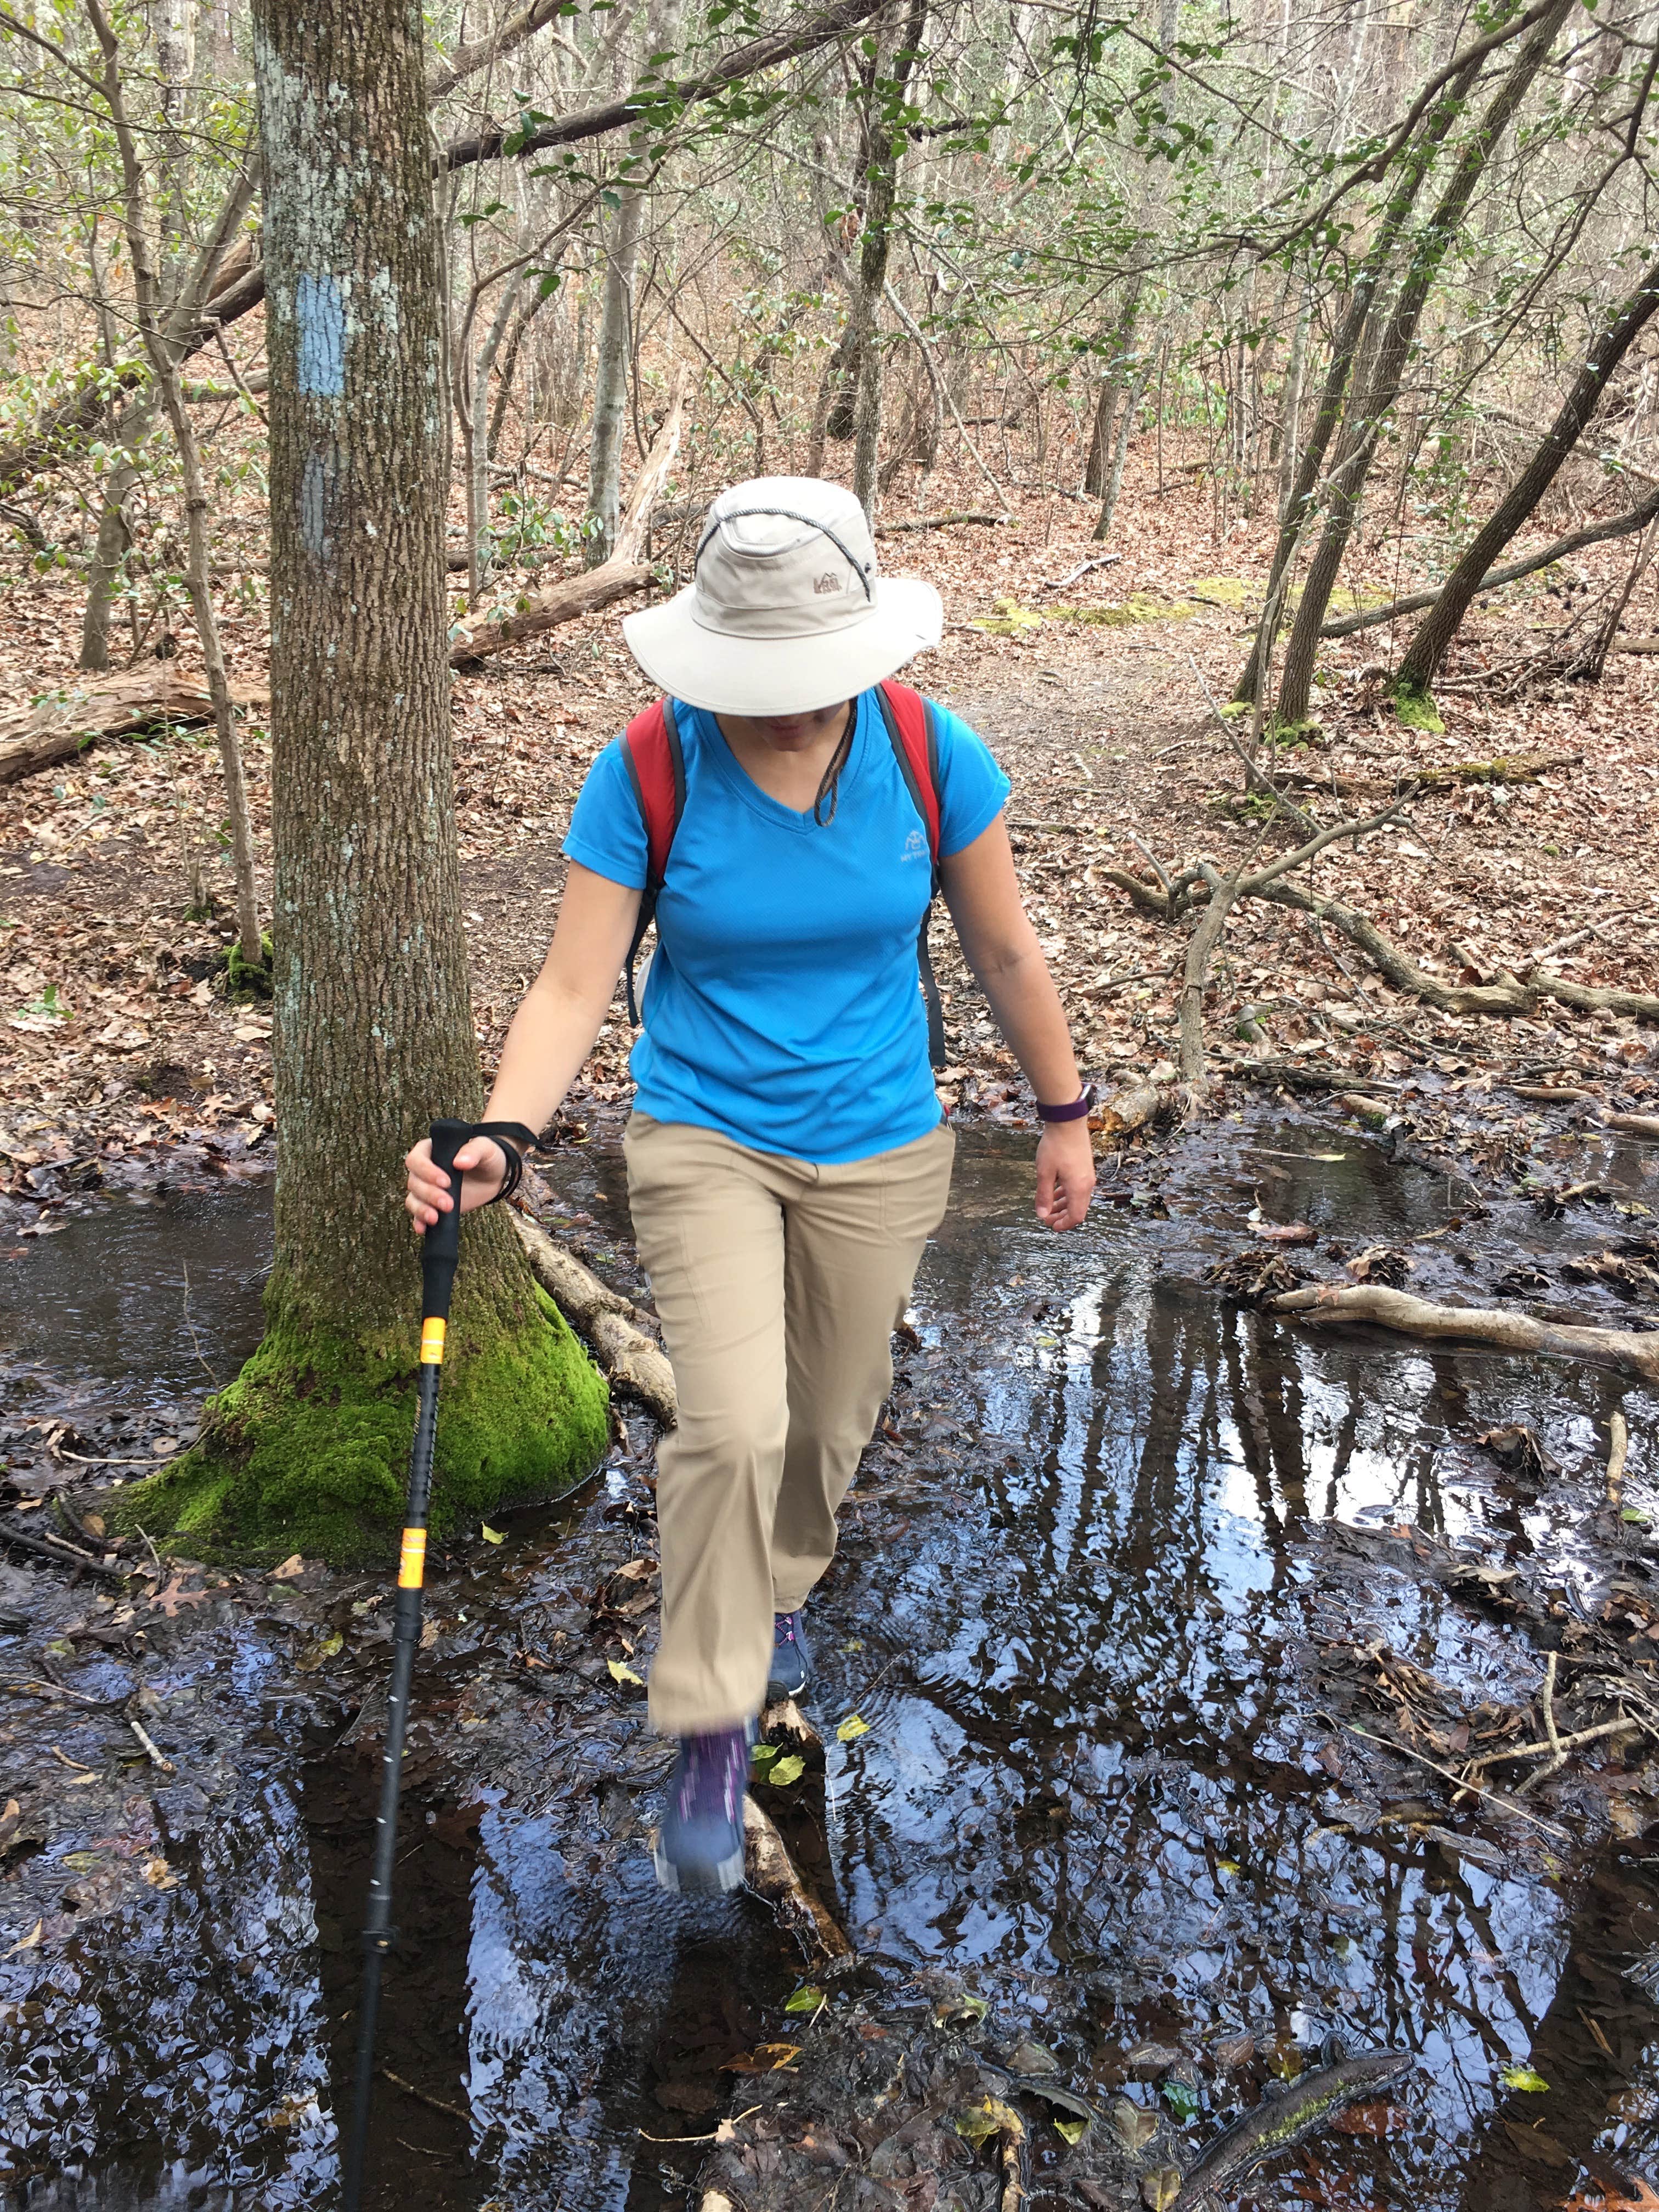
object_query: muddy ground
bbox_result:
[4,1114,1659,2209]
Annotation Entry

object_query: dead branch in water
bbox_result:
[1268,1282,1659,1385]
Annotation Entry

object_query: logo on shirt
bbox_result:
[901,827,929,862]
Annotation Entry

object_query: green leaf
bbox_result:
[1500,2064,1549,2094]
[784,1985,824,2014]
[769,1754,805,1787]
[480,1524,506,1544]
[607,1658,644,1686]
[837,1713,870,1742]
[750,1741,780,1770]
[1160,2078,1200,2121]
[1054,2117,1087,2145]
[1622,1509,1651,1526]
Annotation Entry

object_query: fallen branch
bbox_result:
[876,509,1006,534]
[0,672,267,786]
[447,372,686,665]
[1178,870,1241,1090]
[0,1517,128,1582]
[1269,1282,1659,1385]
[1605,1113,1659,1140]
[741,1796,855,1970]
[1245,876,1659,1022]
[511,1212,676,1428]
[1318,483,1659,639]
[1093,1081,1169,1137]
[1608,1410,1630,1505]
[1341,1722,1569,1838]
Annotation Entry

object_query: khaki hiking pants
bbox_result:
[623,1111,956,1734]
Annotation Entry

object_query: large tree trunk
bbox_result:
[1272,0,1572,729]
[125,0,607,1566]
[1394,247,1659,702]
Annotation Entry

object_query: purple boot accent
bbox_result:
[768,1607,811,1699]
[653,1722,753,1894]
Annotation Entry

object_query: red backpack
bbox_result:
[619,680,947,1066]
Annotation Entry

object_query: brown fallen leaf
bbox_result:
[1141,2168,1182,2211]
[149,1571,212,1618]
[721,2042,802,2074]
[269,1554,304,1581]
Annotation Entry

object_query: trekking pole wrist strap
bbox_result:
[468,1119,541,1207]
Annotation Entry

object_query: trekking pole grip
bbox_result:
[422,1116,470,1323]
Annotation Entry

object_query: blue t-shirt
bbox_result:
[562,690,1010,1163]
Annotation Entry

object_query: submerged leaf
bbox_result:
[1500,2064,1550,2094]
[784,1985,825,2015]
[1111,2098,1159,2152]
[1054,2117,1088,2145]
[1140,2168,1182,2211]
[836,1713,871,1742]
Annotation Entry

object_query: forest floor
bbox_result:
[2,437,1658,1204]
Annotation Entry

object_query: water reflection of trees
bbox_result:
[833,1211,1605,2207]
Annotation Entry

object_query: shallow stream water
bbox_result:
[4,1121,1659,2209]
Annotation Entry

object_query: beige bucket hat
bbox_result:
[621,476,944,716]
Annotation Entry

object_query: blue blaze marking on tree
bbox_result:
[295,273,346,397]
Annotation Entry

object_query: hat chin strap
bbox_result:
[695,506,876,602]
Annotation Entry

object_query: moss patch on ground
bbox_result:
[111,1284,608,1567]
[1389,677,1446,734]
[973,591,1199,635]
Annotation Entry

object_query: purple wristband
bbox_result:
[1036,1085,1094,1123]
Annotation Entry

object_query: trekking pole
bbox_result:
[341,1115,471,2212]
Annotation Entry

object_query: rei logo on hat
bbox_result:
[812,571,841,595]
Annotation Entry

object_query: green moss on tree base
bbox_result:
[113,1284,607,1566]
[1389,678,1445,734]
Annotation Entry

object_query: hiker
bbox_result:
[405,477,1095,1893]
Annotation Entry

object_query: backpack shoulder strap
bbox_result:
[875,679,941,867]
[620,697,685,890]
[875,681,948,1070]
[618,698,685,1025]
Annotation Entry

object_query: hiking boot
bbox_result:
[653,1723,753,1894]
[768,1608,810,1700]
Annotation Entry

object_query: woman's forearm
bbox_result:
[483,975,614,1131]
[976,941,1084,1104]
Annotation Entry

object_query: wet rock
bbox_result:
[1124,2041,1182,2079]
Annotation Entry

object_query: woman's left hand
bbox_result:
[1035,1120,1096,1231]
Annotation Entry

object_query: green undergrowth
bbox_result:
[110,1283,607,1567]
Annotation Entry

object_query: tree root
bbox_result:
[741,1796,855,1971]
[1267,1282,1659,1384]
[510,1212,677,1427]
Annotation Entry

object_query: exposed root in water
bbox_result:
[742,1795,854,1971]
[1268,1282,1659,1384]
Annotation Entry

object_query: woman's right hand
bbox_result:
[404,1135,507,1232]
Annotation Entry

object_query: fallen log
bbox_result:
[0,671,267,786]
[447,561,651,663]
[1268,1283,1659,1385]
[447,368,687,665]
[741,1795,855,1971]
[1604,1112,1659,1139]
[1248,877,1659,1023]
[1093,1080,1169,1138]
[511,1211,676,1428]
